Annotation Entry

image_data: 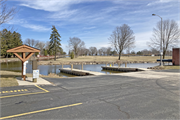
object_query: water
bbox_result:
[0,61,162,77]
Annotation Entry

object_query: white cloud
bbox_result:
[49,10,78,20]
[18,0,102,12]
[147,0,176,6]
[134,31,153,51]
[5,18,49,32]
[83,26,96,30]
[22,24,49,32]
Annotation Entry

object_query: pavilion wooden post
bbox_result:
[7,45,40,81]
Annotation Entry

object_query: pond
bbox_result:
[0,61,163,77]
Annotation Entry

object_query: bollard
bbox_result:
[106,63,107,67]
[125,62,127,67]
[62,63,63,69]
[81,63,83,70]
[112,62,114,67]
[32,60,38,82]
[118,63,120,68]
[71,64,73,71]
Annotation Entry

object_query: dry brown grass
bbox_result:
[0,78,19,87]
[163,65,180,69]
[39,56,172,64]
[0,70,21,87]
[0,70,62,87]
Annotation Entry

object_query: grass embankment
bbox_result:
[39,56,172,65]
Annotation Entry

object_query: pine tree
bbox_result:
[49,25,61,61]
[0,29,13,57]
[0,29,23,57]
[12,31,22,47]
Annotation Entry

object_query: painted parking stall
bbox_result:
[0,85,49,99]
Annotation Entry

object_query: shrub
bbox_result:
[70,52,74,59]
[44,50,48,56]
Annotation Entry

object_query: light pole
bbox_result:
[152,14,163,66]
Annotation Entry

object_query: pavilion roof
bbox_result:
[7,44,40,53]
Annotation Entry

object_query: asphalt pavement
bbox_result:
[0,70,179,119]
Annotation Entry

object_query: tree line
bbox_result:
[0,0,179,61]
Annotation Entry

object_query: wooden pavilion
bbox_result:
[7,44,40,80]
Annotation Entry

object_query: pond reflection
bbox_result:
[0,61,162,77]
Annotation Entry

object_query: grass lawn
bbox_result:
[0,78,19,87]
[0,70,63,87]
[0,71,34,87]
[0,70,21,87]
[39,56,172,64]
[163,65,180,69]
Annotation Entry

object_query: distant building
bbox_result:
[172,48,180,65]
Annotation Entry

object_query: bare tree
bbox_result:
[106,47,112,56]
[109,24,135,60]
[36,41,45,55]
[24,38,39,48]
[100,47,107,56]
[98,48,103,56]
[68,37,85,58]
[151,48,159,55]
[148,19,180,59]
[89,47,97,56]
[84,48,90,56]
[141,49,150,56]
[0,0,17,25]
[79,47,86,56]
[45,41,50,50]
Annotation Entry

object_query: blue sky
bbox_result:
[1,0,179,53]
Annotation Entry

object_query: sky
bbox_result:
[1,0,180,53]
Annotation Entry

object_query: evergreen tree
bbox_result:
[49,25,61,60]
[70,51,74,59]
[12,31,22,47]
[0,29,13,57]
[0,29,23,57]
[44,49,48,56]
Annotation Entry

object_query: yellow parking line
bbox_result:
[35,85,49,92]
[0,92,46,99]
[0,89,28,94]
[0,86,48,98]
[0,103,82,120]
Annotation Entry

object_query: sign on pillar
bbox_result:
[33,70,39,79]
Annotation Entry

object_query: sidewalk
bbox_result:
[16,77,52,86]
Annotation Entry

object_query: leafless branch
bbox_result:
[0,0,17,25]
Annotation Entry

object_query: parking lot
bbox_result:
[0,70,179,119]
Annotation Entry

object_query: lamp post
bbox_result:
[152,14,163,66]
